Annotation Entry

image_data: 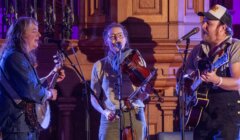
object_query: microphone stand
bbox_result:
[55,42,91,140]
[116,49,123,140]
[176,38,190,140]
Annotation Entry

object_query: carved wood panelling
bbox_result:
[186,0,195,14]
[145,101,163,134]
[133,0,162,15]
[123,0,168,23]
[0,0,209,139]
[1,0,240,139]
[84,0,107,23]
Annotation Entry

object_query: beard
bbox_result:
[202,30,219,46]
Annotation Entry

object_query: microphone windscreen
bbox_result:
[116,42,122,49]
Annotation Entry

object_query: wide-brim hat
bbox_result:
[197,4,232,28]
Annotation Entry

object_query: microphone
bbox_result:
[176,27,200,44]
[44,37,69,45]
[115,42,122,50]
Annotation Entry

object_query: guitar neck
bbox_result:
[191,78,202,91]
[191,53,228,91]
[48,72,59,89]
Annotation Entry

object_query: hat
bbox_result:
[198,4,232,27]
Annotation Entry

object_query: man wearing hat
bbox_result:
[184,4,240,140]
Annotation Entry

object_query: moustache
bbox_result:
[202,30,208,35]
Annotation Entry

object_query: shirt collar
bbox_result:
[201,36,232,56]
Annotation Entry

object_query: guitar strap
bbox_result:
[0,66,22,105]
[214,38,236,79]
[208,37,230,63]
[197,37,231,73]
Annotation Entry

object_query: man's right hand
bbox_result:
[48,89,58,100]
[103,109,119,121]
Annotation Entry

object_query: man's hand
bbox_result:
[47,89,58,100]
[57,69,65,82]
[103,109,119,121]
[200,70,220,85]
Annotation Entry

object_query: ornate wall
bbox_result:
[38,0,204,139]
[0,0,204,140]
[1,0,240,140]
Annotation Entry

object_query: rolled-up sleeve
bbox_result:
[90,61,103,98]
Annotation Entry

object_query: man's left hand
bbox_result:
[57,69,65,82]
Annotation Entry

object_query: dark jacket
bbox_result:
[0,49,48,132]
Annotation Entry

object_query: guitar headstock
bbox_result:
[53,51,65,71]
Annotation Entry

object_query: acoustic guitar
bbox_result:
[184,52,229,128]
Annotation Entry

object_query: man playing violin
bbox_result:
[185,4,240,140]
[90,22,150,140]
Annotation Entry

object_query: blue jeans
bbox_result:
[99,107,147,140]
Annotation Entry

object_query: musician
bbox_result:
[90,22,150,140]
[185,4,240,139]
[0,17,65,140]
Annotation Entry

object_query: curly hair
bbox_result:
[102,22,129,53]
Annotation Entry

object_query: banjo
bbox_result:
[24,51,64,130]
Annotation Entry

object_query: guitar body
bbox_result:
[185,89,209,128]
[23,101,51,130]
[184,53,229,128]
[35,101,51,129]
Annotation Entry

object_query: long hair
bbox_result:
[0,17,38,66]
[102,22,129,54]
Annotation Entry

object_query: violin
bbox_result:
[121,49,150,87]
[119,49,163,140]
[120,49,164,104]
